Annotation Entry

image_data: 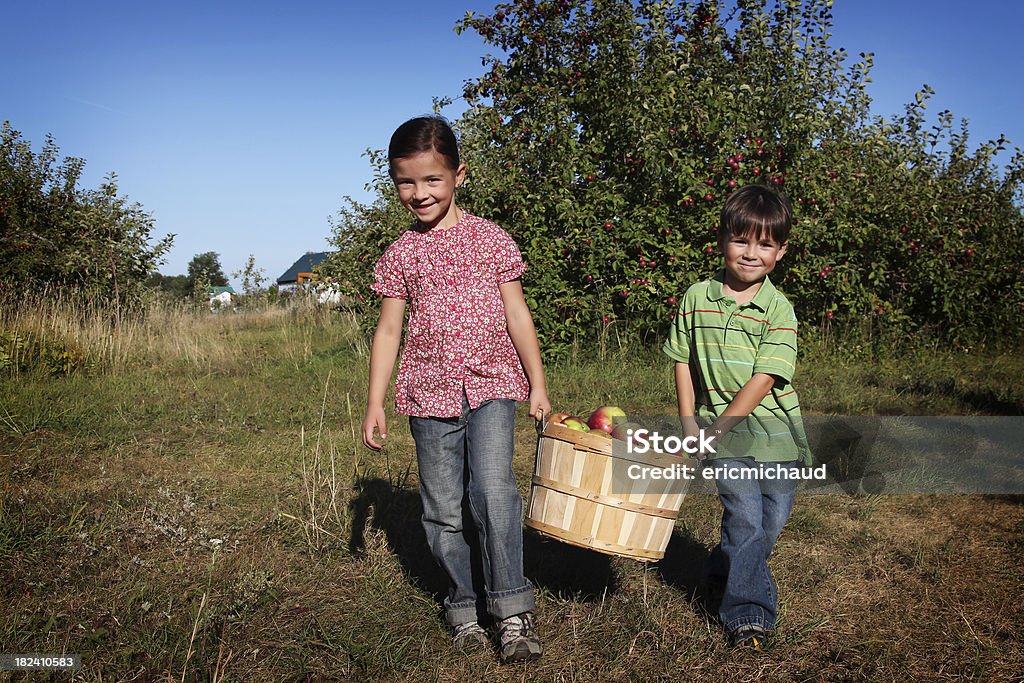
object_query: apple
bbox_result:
[562,417,591,432]
[587,406,627,434]
[611,421,644,442]
[547,412,570,425]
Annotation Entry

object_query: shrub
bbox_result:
[0,330,88,376]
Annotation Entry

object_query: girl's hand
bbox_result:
[528,389,551,421]
[362,406,388,451]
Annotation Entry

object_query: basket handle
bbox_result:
[536,408,548,435]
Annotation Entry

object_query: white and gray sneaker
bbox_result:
[497,612,542,663]
[452,621,489,649]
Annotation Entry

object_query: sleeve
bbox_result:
[661,289,694,364]
[752,298,798,383]
[491,227,526,284]
[370,242,407,299]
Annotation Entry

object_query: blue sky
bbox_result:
[4,0,1021,287]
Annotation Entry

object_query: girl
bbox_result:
[361,115,549,664]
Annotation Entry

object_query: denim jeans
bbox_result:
[409,395,535,626]
[703,458,799,633]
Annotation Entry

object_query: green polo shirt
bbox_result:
[663,270,811,464]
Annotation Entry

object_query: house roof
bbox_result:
[210,285,235,294]
[277,252,331,284]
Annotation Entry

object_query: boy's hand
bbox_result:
[528,388,551,421]
[697,427,721,461]
[679,416,706,460]
[362,406,388,451]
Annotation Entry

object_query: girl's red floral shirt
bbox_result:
[371,212,530,417]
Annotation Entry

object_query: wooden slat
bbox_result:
[524,518,663,562]
[531,475,681,519]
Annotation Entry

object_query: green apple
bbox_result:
[562,417,591,432]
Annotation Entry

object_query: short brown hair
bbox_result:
[718,184,793,245]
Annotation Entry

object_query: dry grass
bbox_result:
[1,300,1022,681]
[0,288,366,374]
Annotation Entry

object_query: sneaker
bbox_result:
[728,623,768,650]
[453,621,489,649]
[497,612,542,663]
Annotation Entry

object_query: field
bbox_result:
[2,300,1023,682]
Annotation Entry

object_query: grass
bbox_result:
[1,299,1023,681]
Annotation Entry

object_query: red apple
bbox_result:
[547,412,570,425]
[587,406,627,434]
[562,417,591,432]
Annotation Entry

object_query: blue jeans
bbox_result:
[409,395,535,626]
[704,458,799,633]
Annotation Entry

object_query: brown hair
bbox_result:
[388,115,460,175]
[718,184,793,245]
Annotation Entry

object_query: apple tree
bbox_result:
[325,0,1024,356]
[0,121,174,308]
[452,0,1024,352]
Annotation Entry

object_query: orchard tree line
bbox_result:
[147,252,230,299]
[324,0,1024,356]
[1,122,271,307]
[148,252,272,304]
[0,121,173,307]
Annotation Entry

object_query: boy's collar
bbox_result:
[709,269,777,311]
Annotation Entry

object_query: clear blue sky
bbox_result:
[4,0,1021,287]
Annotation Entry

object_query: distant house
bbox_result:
[208,285,236,309]
[277,252,331,288]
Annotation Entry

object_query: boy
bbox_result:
[662,184,811,650]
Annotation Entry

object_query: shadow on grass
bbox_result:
[347,477,621,617]
[524,530,617,601]
[347,477,448,605]
[655,529,717,619]
[991,494,1024,505]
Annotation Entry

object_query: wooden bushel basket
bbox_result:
[525,419,693,562]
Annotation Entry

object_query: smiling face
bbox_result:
[715,185,792,299]
[719,227,787,294]
[390,150,466,230]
